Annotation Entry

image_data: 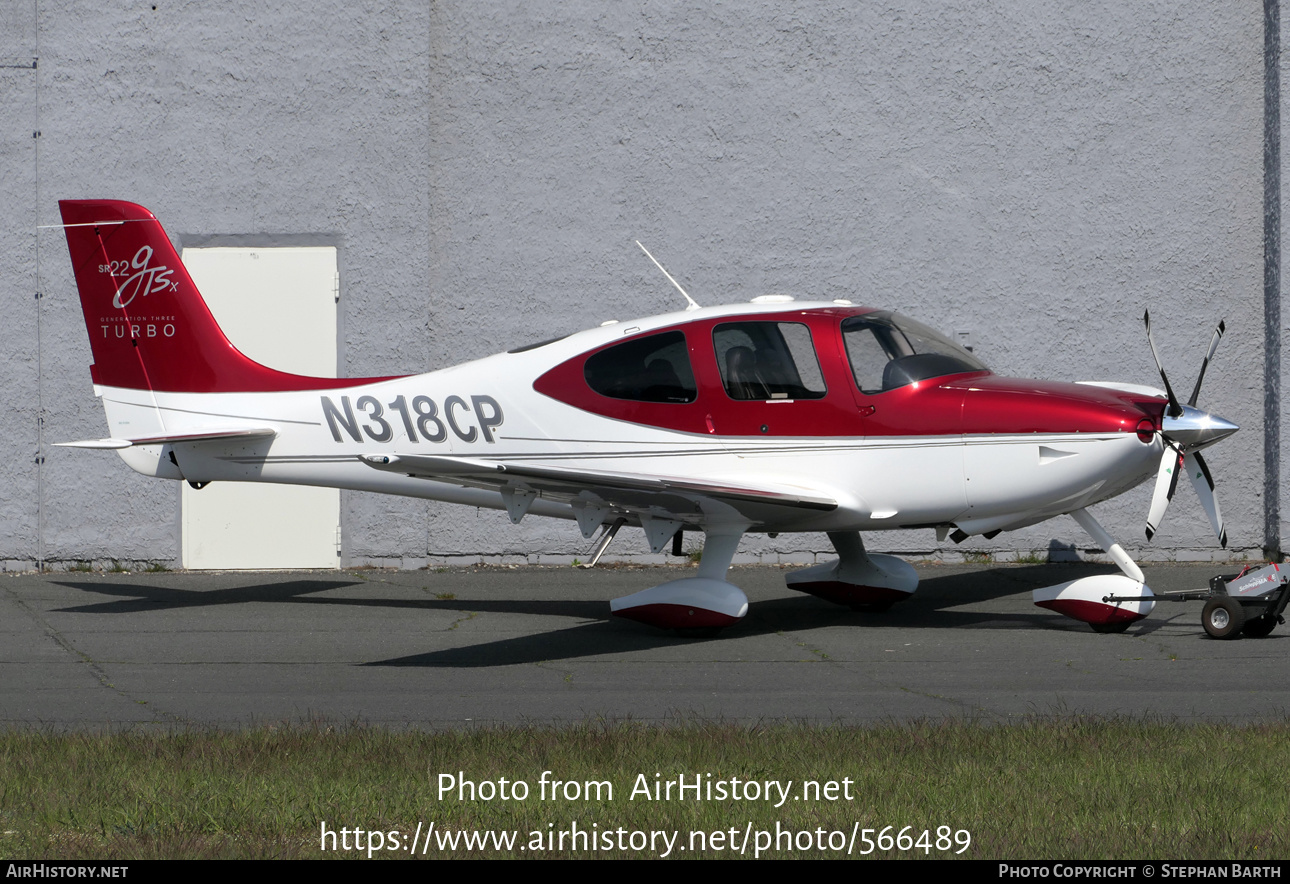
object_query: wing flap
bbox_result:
[360,453,837,512]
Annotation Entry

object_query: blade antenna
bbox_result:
[636,241,701,312]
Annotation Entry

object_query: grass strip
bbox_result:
[0,718,1285,859]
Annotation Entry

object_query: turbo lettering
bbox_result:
[100,315,177,340]
[321,395,503,445]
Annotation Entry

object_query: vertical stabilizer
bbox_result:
[59,200,380,393]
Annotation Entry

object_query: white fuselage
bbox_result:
[98,324,1164,537]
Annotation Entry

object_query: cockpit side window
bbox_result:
[713,321,827,401]
[842,312,987,394]
[843,324,893,394]
[583,331,697,403]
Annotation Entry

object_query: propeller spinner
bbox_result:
[1143,310,1239,546]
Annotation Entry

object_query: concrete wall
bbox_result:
[0,1,1273,569]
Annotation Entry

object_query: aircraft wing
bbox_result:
[359,452,838,535]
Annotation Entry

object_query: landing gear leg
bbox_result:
[1070,508,1145,584]
[610,522,750,634]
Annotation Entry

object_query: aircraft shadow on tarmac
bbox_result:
[50,562,1188,669]
[51,577,610,620]
[368,563,1190,668]
[52,578,372,614]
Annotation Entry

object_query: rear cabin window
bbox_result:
[713,321,827,401]
[583,331,697,403]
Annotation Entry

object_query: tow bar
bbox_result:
[1103,563,1290,639]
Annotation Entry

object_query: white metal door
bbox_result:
[180,246,341,570]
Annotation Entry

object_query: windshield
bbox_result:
[841,311,987,394]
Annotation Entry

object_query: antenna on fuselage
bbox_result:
[635,241,701,312]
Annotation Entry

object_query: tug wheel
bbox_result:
[1202,597,1246,640]
[1242,613,1278,638]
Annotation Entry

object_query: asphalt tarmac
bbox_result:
[3,561,1287,728]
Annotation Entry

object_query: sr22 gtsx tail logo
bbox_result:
[99,245,177,308]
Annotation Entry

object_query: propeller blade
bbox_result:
[1187,320,1226,407]
[1145,446,1182,541]
[1143,309,1182,417]
[1142,311,1232,548]
[1187,450,1228,548]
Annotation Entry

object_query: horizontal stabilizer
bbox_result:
[56,427,277,449]
[55,438,133,450]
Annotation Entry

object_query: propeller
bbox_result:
[1142,310,1238,547]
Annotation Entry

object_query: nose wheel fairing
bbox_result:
[1034,575,1155,628]
[1031,507,1156,631]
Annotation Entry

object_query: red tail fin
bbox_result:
[59,200,386,393]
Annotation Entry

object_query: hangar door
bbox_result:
[179,247,341,570]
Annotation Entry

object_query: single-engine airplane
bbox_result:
[56,200,1239,635]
